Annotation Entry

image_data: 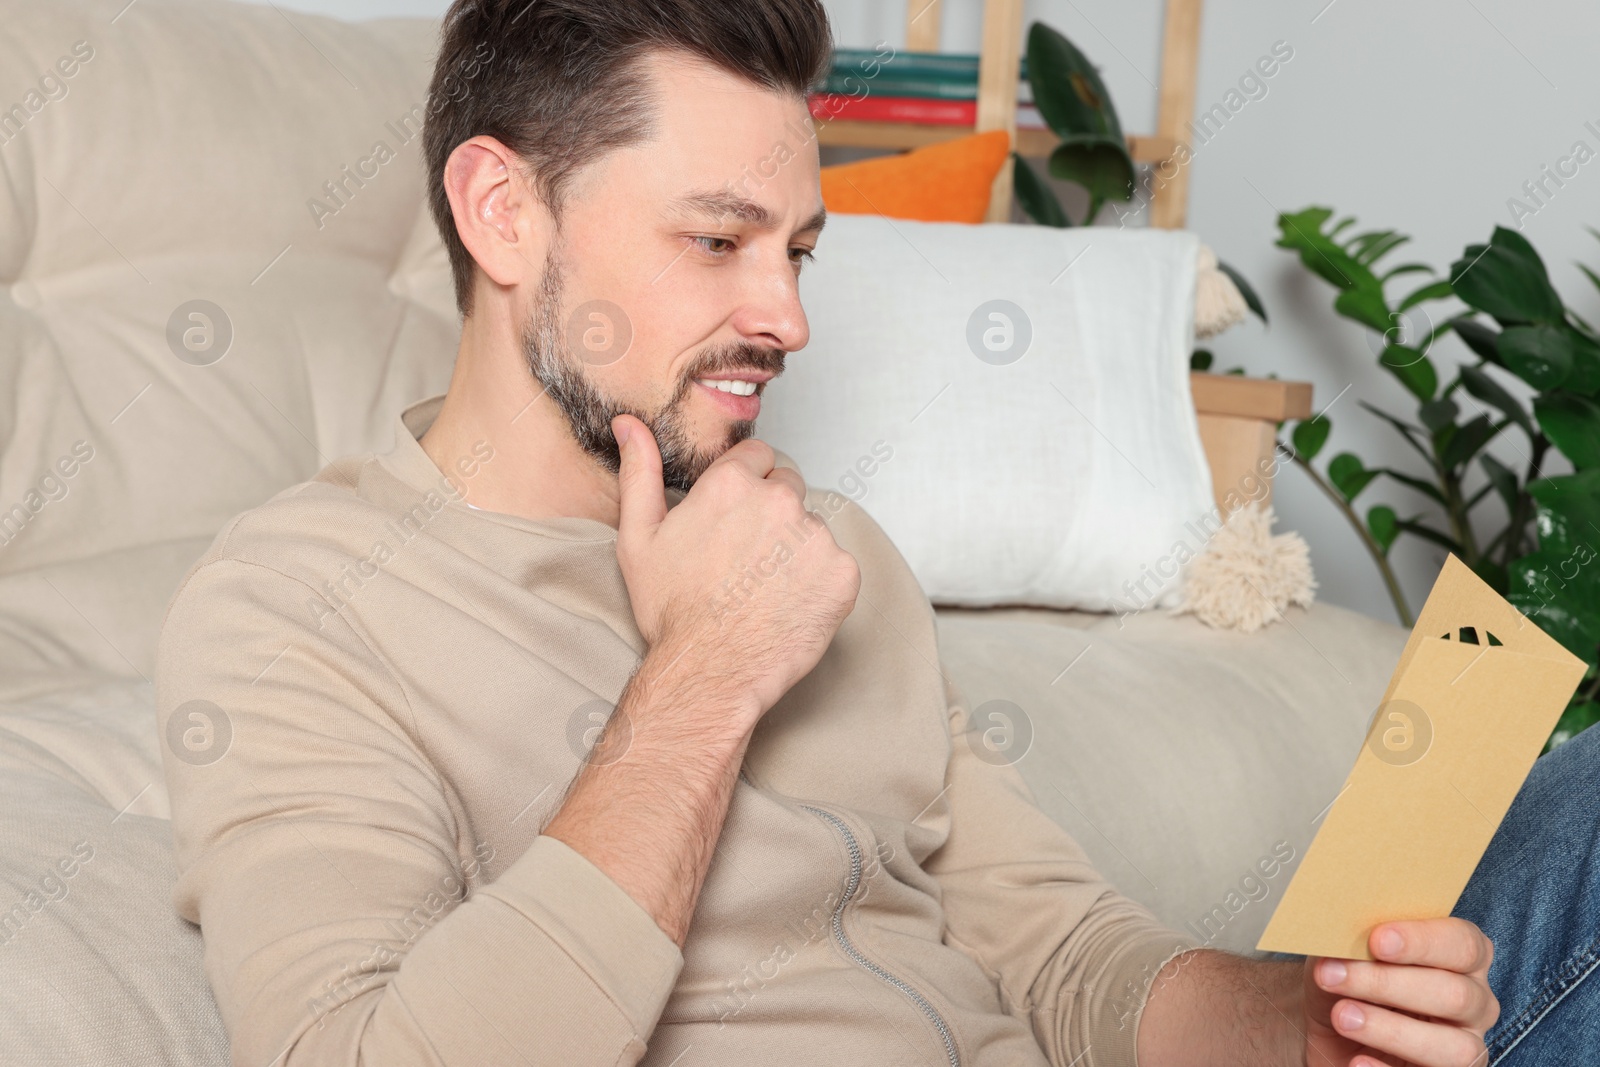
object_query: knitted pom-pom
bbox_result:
[1194,244,1248,340]
[1173,502,1316,632]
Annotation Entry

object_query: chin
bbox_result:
[670,419,759,490]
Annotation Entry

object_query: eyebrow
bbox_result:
[671,189,827,238]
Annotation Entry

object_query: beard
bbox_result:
[521,246,785,492]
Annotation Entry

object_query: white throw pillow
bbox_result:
[760,215,1212,611]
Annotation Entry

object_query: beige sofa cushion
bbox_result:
[0,0,452,695]
[937,600,1408,954]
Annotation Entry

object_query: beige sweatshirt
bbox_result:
[155,393,1201,1067]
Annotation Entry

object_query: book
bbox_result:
[809,93,975,126]
[817,71,1035,104]
[828,48,1031,81]
[808,93,1048,130]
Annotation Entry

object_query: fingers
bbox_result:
[1314,923,1497,1067]
[764,464,808,505]
[1314,957,1497,1030]
[1326,997,1488,1067]
[613,414,666,541]
[709,437,777,484]
[1370,919,1494,977]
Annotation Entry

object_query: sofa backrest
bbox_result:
[0,0,453,691]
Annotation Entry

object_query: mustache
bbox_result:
[680,341,787,386]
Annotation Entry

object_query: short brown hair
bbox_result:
[423,0,833,318]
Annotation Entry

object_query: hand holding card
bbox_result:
[1257,554,1588,960]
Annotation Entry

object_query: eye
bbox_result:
[790,246,816,268]
[691,235,737,256]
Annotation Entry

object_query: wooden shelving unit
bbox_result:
[817,0,1204,227]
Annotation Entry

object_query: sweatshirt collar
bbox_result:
[377,393,683,543]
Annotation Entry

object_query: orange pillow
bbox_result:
[820,130,1010,224]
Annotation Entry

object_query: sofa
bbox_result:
[0,0,1407,1060]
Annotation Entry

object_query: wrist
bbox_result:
[1136,950,1306,1067]
[634,631,764,734]
[1259,958,1307,1066]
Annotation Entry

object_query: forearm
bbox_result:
[543,633,758,947]
[1135,949,1304,1067]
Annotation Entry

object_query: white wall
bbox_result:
[252,0,1600,625]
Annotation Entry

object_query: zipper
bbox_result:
[800,803,961,1067]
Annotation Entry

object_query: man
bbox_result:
[155,1,1597,1064]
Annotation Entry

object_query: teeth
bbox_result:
[697,378,758,396]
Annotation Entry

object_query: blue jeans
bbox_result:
[1451,721,1600,1064]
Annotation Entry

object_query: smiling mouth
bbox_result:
[692,377,765,396]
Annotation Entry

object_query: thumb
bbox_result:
[613,413,666,540]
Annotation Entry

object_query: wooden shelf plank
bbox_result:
[1190,372,1314,422]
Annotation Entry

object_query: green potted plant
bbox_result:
[1272,211,1600,749]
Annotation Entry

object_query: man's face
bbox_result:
[520,52,824,491]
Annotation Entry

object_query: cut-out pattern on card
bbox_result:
[1440,627,1502,646]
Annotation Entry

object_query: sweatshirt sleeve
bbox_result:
[156,557,684,1067]
[921,670,1202,1067]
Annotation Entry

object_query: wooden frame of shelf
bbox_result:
[816,121,1179,165]
[1190,373,1313,510]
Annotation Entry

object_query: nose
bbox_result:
[730,244,810,355]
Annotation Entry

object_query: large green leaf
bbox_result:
[1046,135,1135,204]
[1458,363,1533,437]
[1394,517,1463,552]
[1359,400,1435,464]
[1379,344,1438,400]
[1012,153,1070,227]
[1499,324,1574,390]
[1450,226,1566,326]
[1529,468,1600,555]
[1508,468,1600,664]
[1578,262,1600,300]
[1480,453,1520,512]
[1398,279,1454,312]
[1378,467,1448,505]
[1328,452,1379,501]
[1534,392,1600,469]
[1388,518,1465,550]
[1418,397,1460,434]
[1277,208,1381,297]
[1218,261,1268,324]
[1337,288,1399,334]
[1349,230,1411,266]
[1027,23,1124,139]
[1027,23,1133,205]
[1381,262,1434,283]
[1449,316,1503,365]
[1440,413,1503,472]
[1368,505,1399,553]
[1565,330,1600,397]
[1292,418,1331,460]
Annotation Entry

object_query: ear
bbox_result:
[443,134,551,292]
